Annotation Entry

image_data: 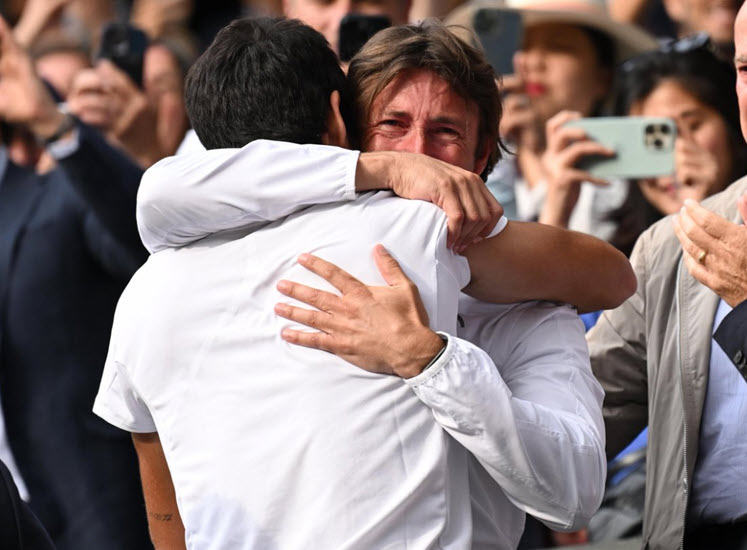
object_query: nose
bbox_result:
[399,128,428,155]
[519,46,546,76]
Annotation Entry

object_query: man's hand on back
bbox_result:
[274,245,445,379]
[356,151,504,252]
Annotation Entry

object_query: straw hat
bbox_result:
[445,0,658,65]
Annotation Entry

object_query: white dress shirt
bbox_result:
[97,191,485,549]
[130,139,606,547]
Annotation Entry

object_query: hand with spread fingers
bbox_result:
[0,15,67,139]
[274,245,445,379]
[673,196,747,307]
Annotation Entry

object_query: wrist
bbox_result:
[30,105,72,142]
[356,151,395,193]
[393,329,446,379]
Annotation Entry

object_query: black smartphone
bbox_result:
[473,8,523,77]
[96,22,149,87]
[339,14,391,62]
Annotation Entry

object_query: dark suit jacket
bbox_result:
[0,124,151,550]
[0,459,54,550]
[715,299,747,380]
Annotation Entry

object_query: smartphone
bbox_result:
[564,117,677,179]
[339,14,391,63]
[96,22,149,87]
[472,8,523,77]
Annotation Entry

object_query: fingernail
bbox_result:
[298,253,311,263]
[274,303,288,315]
[683,199,695,207]
[277,280,290,292]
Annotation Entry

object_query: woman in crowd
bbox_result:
[540,34,747,256]
[448,0,657,242]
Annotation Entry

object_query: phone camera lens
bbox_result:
[660,125,671,135]
[645,125,655,135]
[653,138,663,149]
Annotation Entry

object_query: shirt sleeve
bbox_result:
[137,139,359,253]
[405,301,606,532]
[93,358,156,434]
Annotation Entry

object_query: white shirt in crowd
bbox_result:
[121,139,607,549]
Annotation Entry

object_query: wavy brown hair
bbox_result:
[347,21,505,180]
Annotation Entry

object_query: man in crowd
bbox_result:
[588,5,747,548]
[0,15,150,550]
[114,16,641,549]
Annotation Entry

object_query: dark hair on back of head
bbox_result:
[348,21,504,180]
[184,17,355,150]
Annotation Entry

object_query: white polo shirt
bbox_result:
[95,191,475,549]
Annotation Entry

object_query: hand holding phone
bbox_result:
[563,115,676,179]
[96,22,148,88]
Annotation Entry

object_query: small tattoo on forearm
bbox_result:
[149,512,174,522]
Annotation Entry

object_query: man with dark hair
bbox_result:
[184,17,355,150]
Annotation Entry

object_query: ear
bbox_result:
[322,90,349,148]
[473,137,492,177]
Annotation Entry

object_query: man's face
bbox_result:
[735,3,747,140]
[362,68,489,175]
[283,0,410,54]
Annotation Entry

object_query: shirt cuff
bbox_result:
[341,149,359,201]
[46,126,81,160]
[404,331,454,388]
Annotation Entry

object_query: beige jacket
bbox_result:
[587,177,747,550]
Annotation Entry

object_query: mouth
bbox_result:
[524,82,547,97]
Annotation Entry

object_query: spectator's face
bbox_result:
[632,79,733,214]
[35,51,90,99]
[736,3,747,141]
[283,0,410,53]
[665,0,742,44]
[516,23,610,123]
[362,68,489,174]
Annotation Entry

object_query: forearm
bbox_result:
[463,221,636,312]
[407,332,606,530]
[54,123,148,261]
[132,432,186,550]
[137,140,358,252]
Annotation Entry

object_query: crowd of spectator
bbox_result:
[0,0,745,549]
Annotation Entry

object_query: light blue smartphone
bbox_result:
[564,117,677,179]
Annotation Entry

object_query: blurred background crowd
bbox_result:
[0,0,744,549]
